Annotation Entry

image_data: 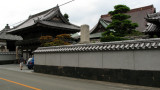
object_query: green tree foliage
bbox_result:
[64,13,69,21]
[109,5,130,15]
[100,33,128,42]
[101,5,139,42]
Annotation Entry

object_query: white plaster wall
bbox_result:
[0,54,16,61]
[34,49,160,71]
[34,53,46,65]
[61,53,78,67]
[46,53,61,66]
[103,51,134,69]
[79,52,103,68]
[134,50,160,71]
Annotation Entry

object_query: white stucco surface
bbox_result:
[34,49,160,71]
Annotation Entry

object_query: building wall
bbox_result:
[34,49,160,71]
[33,39,160,87]
[0,52,17,64]
[134,50,160,71]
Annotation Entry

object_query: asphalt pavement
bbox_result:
[0,64,33,73]
[0,64,159,90]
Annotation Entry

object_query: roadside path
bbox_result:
[0,64,159,90]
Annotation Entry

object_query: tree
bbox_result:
[39,34,72,47]
[39,35,53,47]
[101,5,138,42]
[52,34,71,46]
[64,13,69,21]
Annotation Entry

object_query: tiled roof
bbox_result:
[100,5,155,32]
[34,38,160,53]
[90,18,110,34]
[144,23,160,33]
[0,42,6,46]
[39,21,80,31]
[0,51,16,55]
[0,25,22,40]
[144,12,160,33]
[147,12,160,18]
[101,5,155,18]
[8,5,80,34]
[90,32,102,39]
[146,12,160,23]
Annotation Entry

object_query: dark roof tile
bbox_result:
[8,5,80,34]
[39,21,80,31]
[144,12,160,33]
[0,26,22,40]
[100,5,155,32]
[34,38,160,53]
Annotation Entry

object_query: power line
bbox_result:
[10,20,26,26]
[59,0,75,7]
[10,0,75,27]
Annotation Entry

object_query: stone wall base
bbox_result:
[0,60,17,65]
[34,65,160,87]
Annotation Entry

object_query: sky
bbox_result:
[0,0,159,30]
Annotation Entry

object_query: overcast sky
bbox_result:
[0,0,159,30]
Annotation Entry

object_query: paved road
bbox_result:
[0,64,159,90]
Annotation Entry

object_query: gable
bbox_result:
[96,23,106,33]
[91,22,106,34]
[7,5,80,35]
[50,15,65,23]
[90,19,110,34]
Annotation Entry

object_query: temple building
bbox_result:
[7,5,80,59]
[144,12,160,37]
[0,24,22,52]
[89,18,111,42]
[90,5,156,41]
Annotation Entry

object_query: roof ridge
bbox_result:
[9,6,59,31]
[101,5,155,18]
[34,38,160,53]
[29,6,58,19]
[7,5,80,34]
[10,18,30,30]
[40,6,72,25]
[41,6,59,20]
[147,12,160,18]
[127,5,154,13]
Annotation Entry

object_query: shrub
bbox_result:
[101,35,128,42]
[39,35,53,44]
[39,34,72,47]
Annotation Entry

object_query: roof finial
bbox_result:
[5,24,10,30]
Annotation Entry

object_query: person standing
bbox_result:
[19,55,24,70]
